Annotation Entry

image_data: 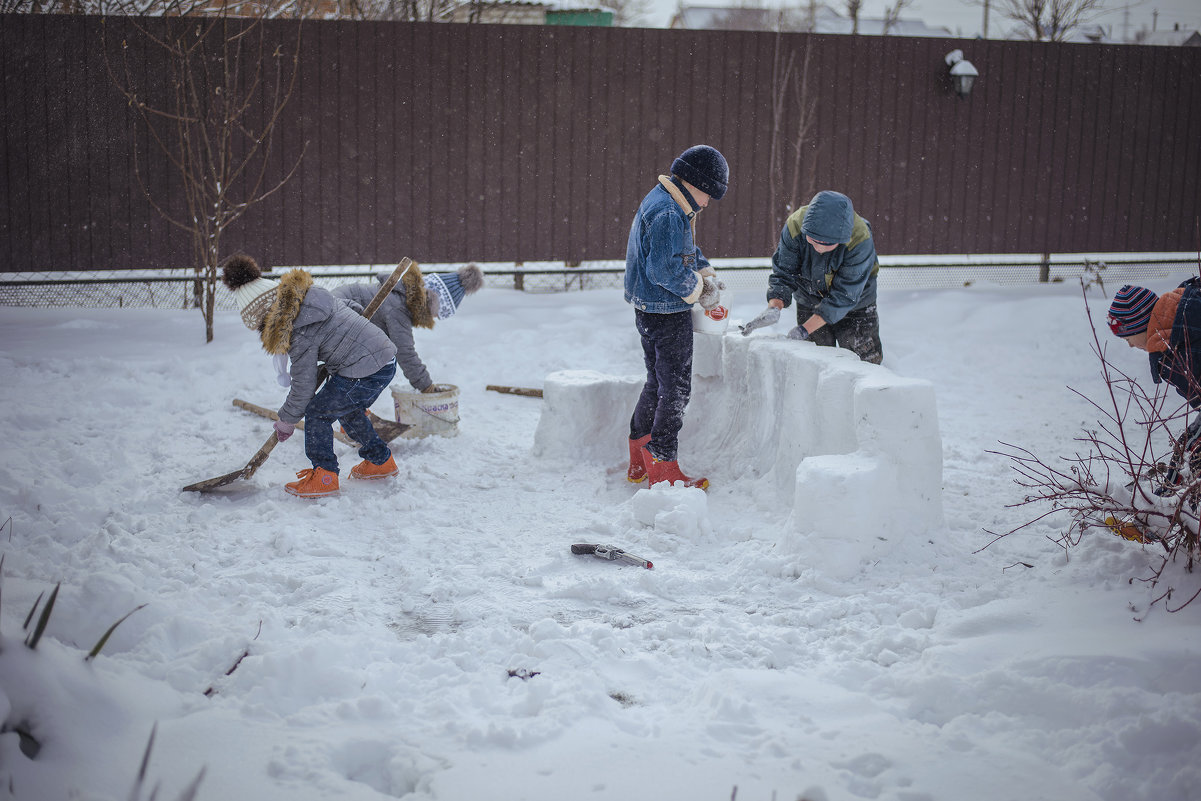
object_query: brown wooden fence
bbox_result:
[2,14,1199,273]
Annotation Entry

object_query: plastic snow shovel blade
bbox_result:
[1103,515,1162,544]
[365,410,411,442]
[182,432,279,493]
[571,543,653,569]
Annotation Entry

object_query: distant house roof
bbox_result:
[1069,24,1113,43]
[822,16,952,37]
[440,0,615,23]
[545,0,616,11]
[671,6,777,31]
[1140,28,1201,46]
[670,4,951,37]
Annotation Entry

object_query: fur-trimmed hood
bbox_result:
[260,268,314,355]
[385,262,436,330]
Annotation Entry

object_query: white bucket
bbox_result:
[392,383,460,438]
[692,290,730,334]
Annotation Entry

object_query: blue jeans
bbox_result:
[630,309,693,462]
[304,360,396,473]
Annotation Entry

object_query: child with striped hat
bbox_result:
[1109,279,1201,492]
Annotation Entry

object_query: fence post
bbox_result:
[1039,252,1050,283]
[514,262,524,292]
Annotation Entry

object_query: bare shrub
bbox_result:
[987,281,1201,613]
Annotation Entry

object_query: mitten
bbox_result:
[273,419,295,442]
[421,383,440,394]
[698,276,725,311]
[739,305,781,336]
[272,353,291,388]
[786,325,811,341]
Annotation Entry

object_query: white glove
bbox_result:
[739,306,781,336]
[698,276,725,311]
[786,325,811,341]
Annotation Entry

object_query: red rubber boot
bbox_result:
[627,434,652,483]
[642,445,709,490]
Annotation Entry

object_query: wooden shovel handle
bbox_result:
[240,432,281,480]
[362,258,413,319]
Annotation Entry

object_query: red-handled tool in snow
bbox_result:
[183,258,415,493]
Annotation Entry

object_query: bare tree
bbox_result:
[881,0,913,34]
[845,0,861,34]
[989,279,1201,614]
[965,0,1104,41]
[607,0,654,27]
[104,9,305,342]
[767,34,817,248]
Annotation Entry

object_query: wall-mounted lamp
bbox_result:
[944,49,979,99]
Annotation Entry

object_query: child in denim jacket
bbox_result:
[623,145,728,490]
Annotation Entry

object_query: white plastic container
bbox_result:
[691,289,730,334]
[391,383,460,438]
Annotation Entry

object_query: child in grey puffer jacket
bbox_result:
[222,254,399,498]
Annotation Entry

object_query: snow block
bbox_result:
[534,333,943,573]
[789,453,895,580]
[692,331,724,378]
[532,369,643,463]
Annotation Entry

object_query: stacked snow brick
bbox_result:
[533,332,944,578]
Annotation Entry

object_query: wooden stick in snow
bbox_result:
[486,385,543,398]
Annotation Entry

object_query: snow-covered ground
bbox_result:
[1,271,1199,801]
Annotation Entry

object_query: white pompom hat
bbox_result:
[221,253,279,330]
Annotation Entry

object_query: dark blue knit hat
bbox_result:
[671,145,729,200]
[1107,285,1157,337]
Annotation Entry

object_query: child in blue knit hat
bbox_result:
[739,190,883,364]
[332,263,483,394]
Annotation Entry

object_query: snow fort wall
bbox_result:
[533,333,943,576]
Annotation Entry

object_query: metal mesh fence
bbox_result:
[1,256,1196,309]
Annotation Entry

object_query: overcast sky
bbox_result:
[643,0,1201,41]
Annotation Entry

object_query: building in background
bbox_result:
[1139,24,1201,46]
[669,3,950,36]
[444,0,614,25]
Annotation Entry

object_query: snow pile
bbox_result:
[1,280,1200,801]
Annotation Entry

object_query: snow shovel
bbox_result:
[183,258,415,493]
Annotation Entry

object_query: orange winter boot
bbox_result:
[350,454,399,480]
[642,446,709,490]
[285,466,340,498]
[627,434,652,483]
